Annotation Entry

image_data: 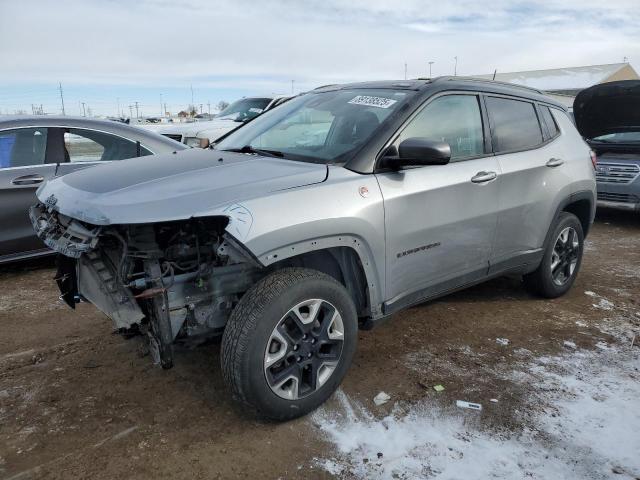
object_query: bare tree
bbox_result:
[217,100,230,112]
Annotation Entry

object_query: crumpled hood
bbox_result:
[36,148,327,225]
[574,80,640,139]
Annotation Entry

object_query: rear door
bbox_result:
[376,93,501,309]
[0,127,57,257]
[486,96,573,270]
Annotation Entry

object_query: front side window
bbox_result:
[0,128,47,168]
[486,97,543,152]
[64,128,151,162]
[215,89,412,164]
[395,94,485,160]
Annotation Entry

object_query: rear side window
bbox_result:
[0,128,48,168]
[64,128,151,162]
[540,106,560,139]
[486,97,543,153]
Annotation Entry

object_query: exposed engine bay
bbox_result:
[30,203,263,368]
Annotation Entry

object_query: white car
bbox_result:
[155,96,291,147]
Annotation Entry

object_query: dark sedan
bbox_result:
[0,116,187,263]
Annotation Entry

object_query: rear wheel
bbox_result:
[524,212,584,298]
[221,268,357,420]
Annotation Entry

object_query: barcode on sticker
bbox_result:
[348,95,397,109]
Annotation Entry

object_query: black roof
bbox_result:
[313,76,565,109]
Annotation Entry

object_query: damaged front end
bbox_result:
[30,203,262,369]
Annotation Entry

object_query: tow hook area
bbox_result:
[143,260,174,369]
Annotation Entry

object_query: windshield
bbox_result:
[592,132,640,143]
[215,89,412,164]
[216,98,272,122]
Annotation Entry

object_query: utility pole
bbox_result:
[200,103,203,114]
[291,80,295,94]
[129,105,133,118]
[58,82,66,115]
[81,102,86,117]
[164,103,167,116]
[207,101,211,115]
[428,61,434,78]
[404,62,407,80]
[134,101,139,118]
[454,56,458,76]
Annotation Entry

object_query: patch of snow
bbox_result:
[373,392,391,406]
[563,340,577,349]
[593,298,615,311]
[313,346,640,479]
[584,291,597,297]
[496,338,510,346]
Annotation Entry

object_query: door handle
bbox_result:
[471,171,497,183]
[546,158,564,168]
[11,174,45,185]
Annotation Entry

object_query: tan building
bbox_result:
[474,63,639,108]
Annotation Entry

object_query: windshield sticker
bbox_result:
[248,108,263,113]
[348,95,397,109]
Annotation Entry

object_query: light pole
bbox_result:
[428,61,434,78]
[454,56,458,76]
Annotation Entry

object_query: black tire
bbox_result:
[524,212,584,298]
[221,267,357,421]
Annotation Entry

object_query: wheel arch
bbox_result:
[255,236,384,320]
[544,190,595,250]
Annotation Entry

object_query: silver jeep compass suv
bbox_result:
[31,77,596,420]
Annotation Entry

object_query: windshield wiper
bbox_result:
[222,145,285,158]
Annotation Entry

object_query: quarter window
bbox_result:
[396,95,485,160]
[540,106,560,139]
[64,128,151,162]
[0,128,48,168]
[486,97,543,152]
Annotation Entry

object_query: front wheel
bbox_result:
[221,268,357,420]
[524,212,584,298]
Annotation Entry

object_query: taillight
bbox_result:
[589,150,597,170]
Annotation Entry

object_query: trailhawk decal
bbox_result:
[348,95,397,109]
[397,242,441,259]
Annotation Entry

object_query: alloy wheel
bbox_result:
[550,226,580,286]
[264,299,344,400]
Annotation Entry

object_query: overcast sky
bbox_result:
[1,0,639,116]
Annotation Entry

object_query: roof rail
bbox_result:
[434,76,546,95]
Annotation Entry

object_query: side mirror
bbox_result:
[381,138,451,169]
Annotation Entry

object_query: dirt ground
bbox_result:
[1,209,639,480]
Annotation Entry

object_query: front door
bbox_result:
[376,93,500,309]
